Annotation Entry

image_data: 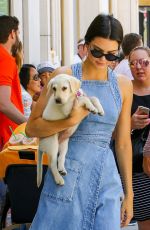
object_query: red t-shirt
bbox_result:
[0,45,24,148]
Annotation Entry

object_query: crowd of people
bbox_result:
[0,13,150,230]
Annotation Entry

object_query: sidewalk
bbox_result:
[124,223,138,230]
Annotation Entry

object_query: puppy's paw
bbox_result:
[55,175,65,186]
[59,168,67,176]
[86,106,98,114]
[90,108,98,114]
[89,97,104,116]
[58,159,67,176]
[98,108,105,116]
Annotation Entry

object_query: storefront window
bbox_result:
[0,0,10,16]
[139,7,150,47]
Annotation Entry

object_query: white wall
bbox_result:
[78,0,109,39]
[78,0,100,39]
[111,0,139,35]
[99,0,109,14]
[22,0,40,66]
[10,0,23,41]
[61,0,74,65]
[40,0,51,62]
[50,0,61,66]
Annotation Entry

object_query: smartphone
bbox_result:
[138,106,150,115]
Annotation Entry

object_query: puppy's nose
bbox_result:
[55,98,62,104]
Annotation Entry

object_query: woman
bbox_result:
[26,14,133,229]
[14,41,24,72]
[129,46,150,230]
[19,64,41,118]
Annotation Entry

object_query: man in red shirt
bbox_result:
[0,15,27,150]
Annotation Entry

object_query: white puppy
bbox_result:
[37,74,104,186]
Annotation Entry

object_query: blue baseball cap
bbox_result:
[37,61,56,74]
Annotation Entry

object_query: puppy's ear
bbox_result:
[68,76,81,94]
[46,79,54,96]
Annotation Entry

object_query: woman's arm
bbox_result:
[115,75,133,227]
[25,67,89,137]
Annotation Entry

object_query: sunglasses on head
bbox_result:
[90,47,120,61]
[31,74,40,81]
[129,59,150,69]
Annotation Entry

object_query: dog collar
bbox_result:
[76,89,84,97]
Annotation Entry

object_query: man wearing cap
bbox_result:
[37,61,56,87]
[73,39,87,64]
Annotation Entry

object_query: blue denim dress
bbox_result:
[30,63,123,230]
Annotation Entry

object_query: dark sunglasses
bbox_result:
[129,59,150,69]
[90,48,120,61]
[31,74,40,81]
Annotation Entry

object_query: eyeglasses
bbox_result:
[31,74,40,81]
[129,59,150,69]
[89,47,120,61]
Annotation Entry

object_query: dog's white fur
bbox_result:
[37,74,104,186]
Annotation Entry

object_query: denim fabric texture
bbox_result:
[30,63,123,230]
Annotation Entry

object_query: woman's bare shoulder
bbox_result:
[116,74,133,100]
[117,74,133,89]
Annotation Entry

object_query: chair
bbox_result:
[0,150,48,230]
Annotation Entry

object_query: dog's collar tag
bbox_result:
[76,89,84,97]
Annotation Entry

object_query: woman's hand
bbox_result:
[121,194,133,227]
[131,108,150,130]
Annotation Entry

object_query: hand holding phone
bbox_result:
[138,106,150,116]
[132,106,150,130]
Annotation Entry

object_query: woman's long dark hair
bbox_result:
[19,64,36,90]
[85,14,123,48]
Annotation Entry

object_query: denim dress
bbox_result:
[30,63,123,230]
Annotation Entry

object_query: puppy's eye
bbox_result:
[52,87,56,91]
[62,87,67,91]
